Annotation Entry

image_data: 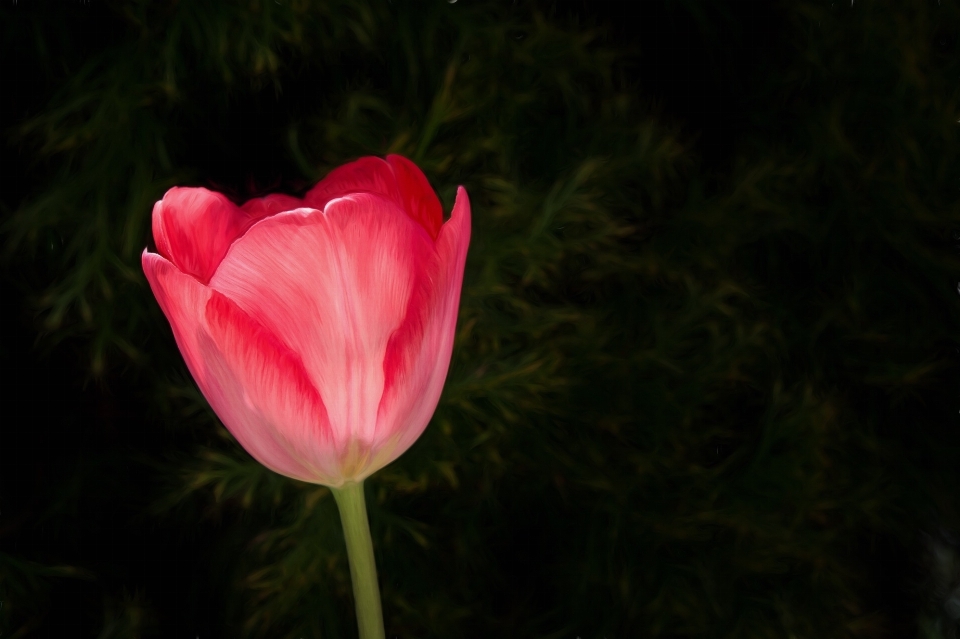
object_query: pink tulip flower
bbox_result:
[142,155,471,487]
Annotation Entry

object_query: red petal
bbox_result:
[375,186,471,466]
[303,155,443,241]
[386,154,443,241]
[303,157,399,212]
[152,187,264,284]
[240,193,304,219]
[142,250,214,390]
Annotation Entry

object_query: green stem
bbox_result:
[330,480,385,639]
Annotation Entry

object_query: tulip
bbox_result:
[142,155,471,639]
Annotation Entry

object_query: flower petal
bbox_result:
[374,186,471,469]
[208,194,437,463]
[142,250,214,389]
[152,187,269,284]
[200,290,340,485]
[386,154,443,241]
[303,155,443,240]
[240,193,304,219]
[144,249,335,483]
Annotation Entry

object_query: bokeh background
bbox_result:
[2,1,960,638]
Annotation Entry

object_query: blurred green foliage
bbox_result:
[2,0,960,638]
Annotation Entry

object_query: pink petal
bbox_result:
[208,194,437,466]
[374,186,471,468]
[152,187,270,284]
[303,155,443,241]
[142,250,214,390]
[144,249,333,483]
[200,290,340,484]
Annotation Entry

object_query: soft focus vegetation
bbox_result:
[2,1,959,638]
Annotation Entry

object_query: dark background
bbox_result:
[2,1,959,638]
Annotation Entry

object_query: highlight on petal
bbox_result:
[152,187,262,284]
[208,193,437,460]
[303,155,443,240]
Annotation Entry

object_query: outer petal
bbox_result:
[153,187,272,284]
[199,291,340,484]
[303,155,443,240]
[372,186,471,475]
[143,250,330,483]
[386,154,443,241]
[142,250,214,390]
[208,194,436,479]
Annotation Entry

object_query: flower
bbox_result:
[142,155,471,487]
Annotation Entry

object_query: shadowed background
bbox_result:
[1,1,959,638]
